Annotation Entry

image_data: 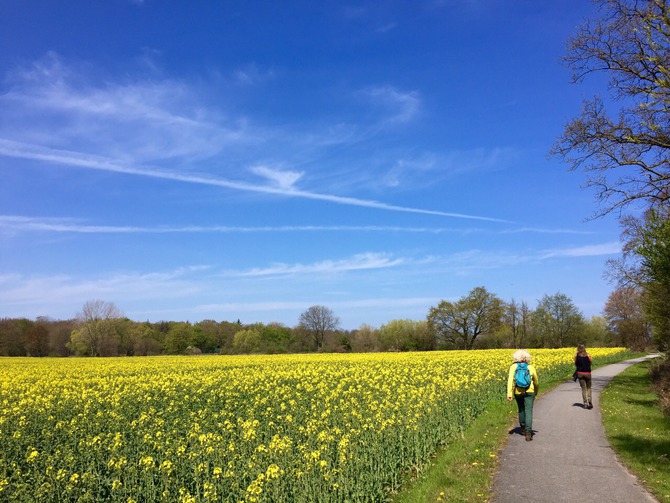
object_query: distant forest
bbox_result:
[0,286,652,357]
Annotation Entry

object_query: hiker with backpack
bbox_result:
[574,344,593,409]
[507,349,539,441]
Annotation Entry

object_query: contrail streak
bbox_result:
[0,138,511,223]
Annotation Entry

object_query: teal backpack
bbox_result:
[514,362,531,389]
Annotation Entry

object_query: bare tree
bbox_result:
[603,286,652,349]
[505,299,532,348]
[551,0,670,218]
[298,305,340,351]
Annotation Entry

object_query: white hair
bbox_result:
[512,349,532,363]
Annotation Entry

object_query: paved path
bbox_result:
[491,355,660,503]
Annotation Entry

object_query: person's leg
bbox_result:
[523,393,535,440]
[584,375,593,407]
[515,394,526,432]
[579,376,588,405]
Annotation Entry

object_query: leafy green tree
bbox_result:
[192,319,237,353]
[427,287,504,350]
[129,322,164,356]
[533,293,584,348]
[581,316,612,347]
[190,320,220,353]
[635,209,670,350]
[164,322,193,354]
[259,323,294,353]
[378,319,435,351]
[233,328,262,354]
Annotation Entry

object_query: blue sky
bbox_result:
[0,1,623,329]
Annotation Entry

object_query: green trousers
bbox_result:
[514,392,536,431]
[578,374,592,404]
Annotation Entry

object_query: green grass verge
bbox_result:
[601,360,670,503]
[391,399,511,503]
[392,351,641,503]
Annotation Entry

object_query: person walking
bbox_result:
[507,349,539,441]
[575,344,593,409]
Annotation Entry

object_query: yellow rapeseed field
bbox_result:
[0,348,627,502]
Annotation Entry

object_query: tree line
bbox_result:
[0,286,651,357]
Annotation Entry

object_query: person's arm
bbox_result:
[507,365,515,401]
[531,365,539,395]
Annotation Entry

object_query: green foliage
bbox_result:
[650,356,670,417]
[128,322,163,356]
[636,209,670,351]
[259,324,294,353]
[601,360,670,502]
[164,322,193,354]
[67,329,92,356]
[532,292,584,347]
[378,319,435,351]
[428,287,504,350]
[233,328,262,353]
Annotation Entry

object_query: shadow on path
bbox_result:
[490,355,659,503]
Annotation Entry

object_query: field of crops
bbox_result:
[0,348,628,502]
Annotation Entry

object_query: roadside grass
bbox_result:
[393,351,641,503]
[601,360,670,503]
[391,399,512,503]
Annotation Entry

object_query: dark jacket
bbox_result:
[575,354,592,374]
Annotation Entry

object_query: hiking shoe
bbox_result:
[525,431,533,441]
[520,427,526,435]
[588,401,593,409]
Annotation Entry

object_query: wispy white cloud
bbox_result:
[192,296,436,314]
[501,226,594,235]
[0,215,459,234]
[376,23,398,33]
[378,147,520,190]
[1,53,246,163]
[0,139,509,222]
[0,55,517,223]
[234,63,276,85]
[539,242,621,259]
[424,242,623,275]
[1,215,595,235]
[360,84,421,124]
[222,252,405,277]
[0,266,209,307]
[250,165,304,189]
[0,215,458,234]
